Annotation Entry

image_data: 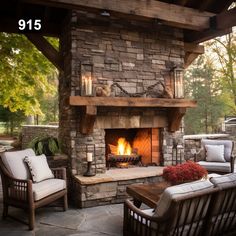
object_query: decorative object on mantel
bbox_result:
[80,63,94,96]
[83,143,97,177]
[163,161,208,185]
[110,81,167,98]
[95,84,111,97]
[172,67,184,98]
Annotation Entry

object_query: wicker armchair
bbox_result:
[194,139,235,173]
[124,181,219,236]
[0,149,68,230]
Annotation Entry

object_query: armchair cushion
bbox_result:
[32,178,66,201]
[24,154,54,182]
[198,161,233,173]
[205,145,225,162]
[202,139,233,162]
[210,173,236,190]
[1,148,35,180]
[154,180,214,217]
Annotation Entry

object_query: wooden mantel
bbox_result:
[69,96,196,134]
[69,96,197,108]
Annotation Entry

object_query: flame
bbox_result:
[117,137,132,155]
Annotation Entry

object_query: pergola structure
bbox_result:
[0,0,235,70]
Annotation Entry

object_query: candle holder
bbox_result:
[80,63,94,96]
[83,143,97,177]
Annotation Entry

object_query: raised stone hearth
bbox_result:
[71,166,164,208]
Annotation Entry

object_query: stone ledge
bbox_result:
[74,166,164,185]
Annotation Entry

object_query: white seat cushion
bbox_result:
[1,148,35,180]
[154,180,214,217]
[24,154,54,182]
[32,178,66,201]
[198,161,232,173]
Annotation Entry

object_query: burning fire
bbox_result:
[117,138,132,155]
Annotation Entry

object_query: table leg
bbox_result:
[133,199,142,208]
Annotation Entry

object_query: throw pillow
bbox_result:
[24,154,54,182]
[205,145,225,162]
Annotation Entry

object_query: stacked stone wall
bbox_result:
[59,10,185,175]
[21,125,58,149]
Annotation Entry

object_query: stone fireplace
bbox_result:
[58,10,195,207]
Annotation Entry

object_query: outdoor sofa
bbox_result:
[124,173,236,236]
[0,148,68,230]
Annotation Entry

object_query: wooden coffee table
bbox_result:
[126,181,171,208]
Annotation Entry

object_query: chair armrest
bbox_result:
[51,167,66,180]
[6,176,33,202]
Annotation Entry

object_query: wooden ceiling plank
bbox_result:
[25,34,63,70]
[23,0,215,31]
[199,0,214,12]
[176,0,189,6]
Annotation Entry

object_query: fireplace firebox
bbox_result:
[105,128,162,168]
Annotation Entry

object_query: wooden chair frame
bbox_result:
[123,187,219,236]
[0,157,68,230]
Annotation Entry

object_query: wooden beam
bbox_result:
[185,28,232,44]
[80,105,97,134]
[212,7,236,30]
[184,43,205,68]
[25,34,63,71]
[23,0,214,31]
[168,108,186,132]
[184,43,205,54]
[70,96,197,108]
[185,8,236,43]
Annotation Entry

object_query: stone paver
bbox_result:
[0,204,123,236]
[0,176,123,236]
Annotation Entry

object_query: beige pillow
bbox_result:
[205,145,225,162]
[24,154,54,182]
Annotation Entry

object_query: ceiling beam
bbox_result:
[23,0,214,31]
[185,28,232,44]
[25,34,63,71]
[212,7,236,30]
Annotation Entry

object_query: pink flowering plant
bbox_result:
[163,161,208,185]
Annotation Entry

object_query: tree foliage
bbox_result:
[185,56,226,134]
[0,33,58,116]
[206,32,236,114]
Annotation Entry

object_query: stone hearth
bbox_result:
[72,166,164,208]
